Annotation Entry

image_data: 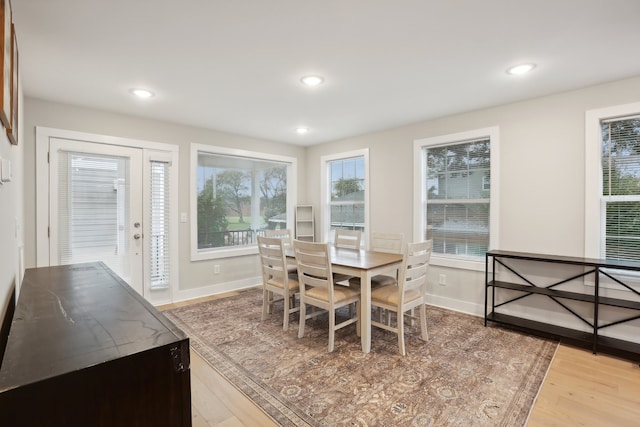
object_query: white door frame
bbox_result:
[36,126,180,305]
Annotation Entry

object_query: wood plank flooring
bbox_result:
[160,293,640,427]
[527,344,640,427]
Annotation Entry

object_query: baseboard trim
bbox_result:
[426,293,483,318]
[173,276,261,303]
[172,283,483,318]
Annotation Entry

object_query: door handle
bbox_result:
[133,234,141,240]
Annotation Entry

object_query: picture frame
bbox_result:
[0,0,10,129]
[6,22,16,145]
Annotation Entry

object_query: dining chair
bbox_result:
[264,228,293,245]
[264,229,296,272]
[334,229,362,249]
[349,231,404,288]
[370,240,432,356]
[293,239,361,352]
[333,229,363,284]
[257,236,300,330]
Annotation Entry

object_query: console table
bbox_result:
[485,250,640,361]
[0,262,192,426]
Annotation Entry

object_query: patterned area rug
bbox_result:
[164,289,557,427]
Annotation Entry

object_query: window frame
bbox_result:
[320,149,370,245]
[190,143,297,261]
[413,127,500,271]
[585,102,640,260]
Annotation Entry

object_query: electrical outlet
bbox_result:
[214,264,220,274]
[439,274,446,286]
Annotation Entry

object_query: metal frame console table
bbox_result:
[485,250,640,361]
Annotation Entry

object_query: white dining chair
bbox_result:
[294,239,361,352]
[370,240,432,356]
[333,229,362,285]
[264,229,296,272]
[257,236,300,330]
[349,231,404,288]
[334,229,362,249]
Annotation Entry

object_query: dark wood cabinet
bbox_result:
[0,262,191,426]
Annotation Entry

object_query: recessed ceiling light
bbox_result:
[506,63,536,75]
[130,88,155,98]
[300,75,324,87]
[296,127,309,135]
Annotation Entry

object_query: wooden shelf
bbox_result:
[295,205,314,242]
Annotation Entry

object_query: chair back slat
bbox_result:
[264,229,293,247]
[370,232,404,254]
[334,229,362,250]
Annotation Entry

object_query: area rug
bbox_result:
[164,289,557,427]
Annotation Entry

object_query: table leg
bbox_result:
[360,270,373,353]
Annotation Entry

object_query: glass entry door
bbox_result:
[49,138,144,295]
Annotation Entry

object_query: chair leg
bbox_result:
[328,309,336,352]
[298,301,307,338]
[419,304,429,341]
[356,301,361,338]
[398,310,406,356]
[282,292,290,330]
[262,289,270,321]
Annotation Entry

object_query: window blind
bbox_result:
[58,151,128,274]
[328,156,365,233]
[425,138,490,257]
[601,116,640,262]
[150,160,170,289]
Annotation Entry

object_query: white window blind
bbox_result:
[58,152,129,274]
[424,138,490,257]
[150,160,170,289]
[601,115,640,262]
[328,156,365,234]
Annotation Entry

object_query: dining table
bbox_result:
[287,245,404,353]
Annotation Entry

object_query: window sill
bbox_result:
[430,255,485,272]
[191,245,258,261]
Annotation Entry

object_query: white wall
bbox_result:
[23,98,307,301]
[0,84,24,327]
[305,75,640,319]
[18,75,640,340]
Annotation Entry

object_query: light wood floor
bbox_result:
[160,293,640,427]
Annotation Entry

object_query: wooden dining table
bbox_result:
[287,245,403,353]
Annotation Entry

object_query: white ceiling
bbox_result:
[11,0,640,146]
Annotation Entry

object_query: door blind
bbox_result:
[58,151,129,274]
[150,160,170,289]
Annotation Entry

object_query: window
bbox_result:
[191,144,297,260]
[321,149,369,244]
[586,105,640,262]
[414,127,499,269]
